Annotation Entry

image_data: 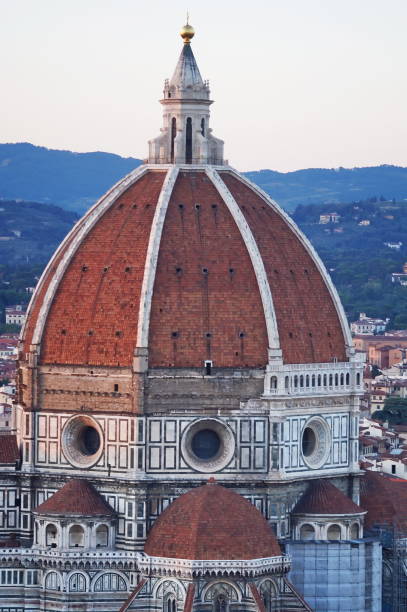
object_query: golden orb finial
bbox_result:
[180,17,195,44]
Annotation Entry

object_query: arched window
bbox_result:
[317,374,321,387]
[294,375,298,388]
[69,525,85,548]
[95,524,108,547]
[340,373,344,386]
[185,117,192,163]
[323,374,327,387]
[214,594,227,612]
[327,524,342,540]
[170,117,176,163]
[300,523,315,540]
[356,373,361,386]
[311,375,316,387]
[350,523,359,539]
[260,580,276,612]
[329,374,333,387]
[285,376,289,390]
[263,590,272,612]
[299,375,304,388]
[164,596,176,612]
[346,372,350,386]
[201,117,205,136]
[45,571,61,591]
[94,573,127,592]
[69,573,86,592]
[335,373,339,386]
[270,376,277,390]
[305,375,310,388]
[45,523,58,547]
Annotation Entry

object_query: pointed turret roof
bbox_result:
[169,43,204,90]
[292,479,364,515]
[33,478,115,516]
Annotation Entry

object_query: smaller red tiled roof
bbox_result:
[34,479,114,516]
[361,470,407,531]
[292,479,364,515]
[0,434,19,464]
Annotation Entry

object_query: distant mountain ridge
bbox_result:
[245,166,407,211]
[1,143,407,213]
[0,143,142,213]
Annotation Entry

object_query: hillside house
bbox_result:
[319,212,340,224]
[351,312,389,335]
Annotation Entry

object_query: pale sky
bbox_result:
[1,0,406,171]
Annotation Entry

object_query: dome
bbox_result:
[144,482,281,560]
[20,27,351,373]
[21,167,349,368]
[292,479,364,515]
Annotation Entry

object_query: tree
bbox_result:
[371,365,382,378]
[372,396,407,425]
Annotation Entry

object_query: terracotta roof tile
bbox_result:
[292,479,364,515]
[183,584,196,612]
[118,578,147,612]
[22,168,348,370]
[33,478,115,516]
[249,583,266,612]
[144,482,281,560]
[0,434,19,464]
[219,172,347,364]
[361,470,407,531]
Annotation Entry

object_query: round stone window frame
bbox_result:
[61,415,104,469]
[301,416,331,470]
[181,418,235,473]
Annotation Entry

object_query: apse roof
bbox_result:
[34,478,115,517]
[144,480,281,560]
[292,479,364,515]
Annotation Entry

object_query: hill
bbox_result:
[246,166,407,211]
[0,199,78,329]
[0,143,142,213]
[0,199,78,264]
[293,198,407,327]
[1,143,407,213]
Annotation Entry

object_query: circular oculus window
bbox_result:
[301,417,331,469]
[61,415,104,469]
[181,418,235,473]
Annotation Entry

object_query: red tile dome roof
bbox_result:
[144,482,281,560]
[21,167,349,368]
[33,478,115,516]
[292,479,364,515]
